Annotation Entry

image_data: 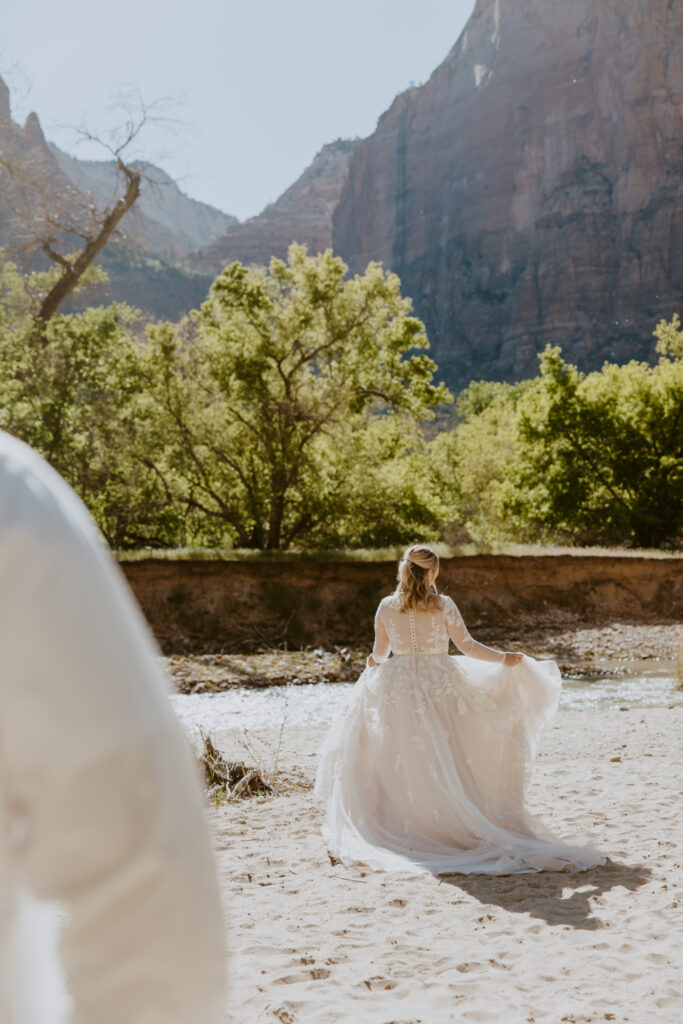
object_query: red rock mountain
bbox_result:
[333,0,683,386]
[190,140,357,274]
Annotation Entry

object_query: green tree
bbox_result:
[304,414,442,548]
[428,380,528,544]
[506,327,683,547]
[148,245,451,549]
[0,262,182,548]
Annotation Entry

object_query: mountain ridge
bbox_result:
[0,74,230,318]
[190,138,358,274]
[4,4,683,392]
[49,144,237,261]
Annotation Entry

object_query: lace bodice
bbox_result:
[370,594,505,664]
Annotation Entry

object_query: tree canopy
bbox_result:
[0,243,680,552]
[431,320,683,548]
[146,245,450,549]
[0,247,451,549]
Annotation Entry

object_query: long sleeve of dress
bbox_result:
[443,596,506,664]
[0,433,226,1024]
[369,602,392,665]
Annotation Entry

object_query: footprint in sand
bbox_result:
[271,1007,298,1024]
[646,952,670,965]
[360,975,399,991]
[243,945,297,957]
[275,967,331,984]
[655,989,682,1009]
[309,967,331,980]
[460,1010,507,1022]
[455,961,486,974]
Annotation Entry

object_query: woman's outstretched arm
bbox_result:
[443,596,522,666]
[367,603,391,667]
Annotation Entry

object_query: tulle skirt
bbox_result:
[314,653,605,875]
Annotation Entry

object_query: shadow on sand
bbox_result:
[438,858,652,930]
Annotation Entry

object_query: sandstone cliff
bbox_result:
[190,139,357,273]
[333,0,683,386]
[0,83,75,246]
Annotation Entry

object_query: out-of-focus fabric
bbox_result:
[0,432,226,1023]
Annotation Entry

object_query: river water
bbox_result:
[171,661,681,735]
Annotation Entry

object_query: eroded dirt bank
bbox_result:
[119,555,683,653]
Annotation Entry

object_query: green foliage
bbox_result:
[304,415,441,548]
[654,312,683,360]
[146,245,450,549]
[1,247,680,553]
[430,320,683,549]
[429,379,530,544]
[0,249,452,549]
[0,263,186,548]
[506,340,683,546]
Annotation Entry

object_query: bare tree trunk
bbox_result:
[37,164,141,325]
[0,89,165,327]
[267,495,285,549]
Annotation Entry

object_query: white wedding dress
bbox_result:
[315,594,605,875]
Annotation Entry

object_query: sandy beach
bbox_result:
[201,703,683,1024]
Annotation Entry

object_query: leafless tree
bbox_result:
[0,89,180,327]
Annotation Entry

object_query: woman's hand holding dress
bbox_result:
[504,652,524,666]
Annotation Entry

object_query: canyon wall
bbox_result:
[5,0,683,381]
[333,0,683,387]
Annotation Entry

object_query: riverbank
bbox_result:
[166,620,683,693]
[123,553,683,652]
[204,707,682,1024]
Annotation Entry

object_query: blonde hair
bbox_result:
[396,545,441,612]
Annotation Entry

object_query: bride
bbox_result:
[315,545,604,875]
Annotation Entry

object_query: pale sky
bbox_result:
[3,0,474,220]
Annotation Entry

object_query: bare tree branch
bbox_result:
[0,86,183,327]
[36,167,141,323]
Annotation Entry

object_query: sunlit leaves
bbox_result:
[147,244,450,549]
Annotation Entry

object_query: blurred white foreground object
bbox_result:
[0,432,226,1023]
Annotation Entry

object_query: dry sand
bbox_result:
[204,706,683,1024]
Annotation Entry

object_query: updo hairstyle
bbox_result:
[396,545,441,612]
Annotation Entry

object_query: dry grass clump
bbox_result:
[196,696,312,804]
[198,731,273,803]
